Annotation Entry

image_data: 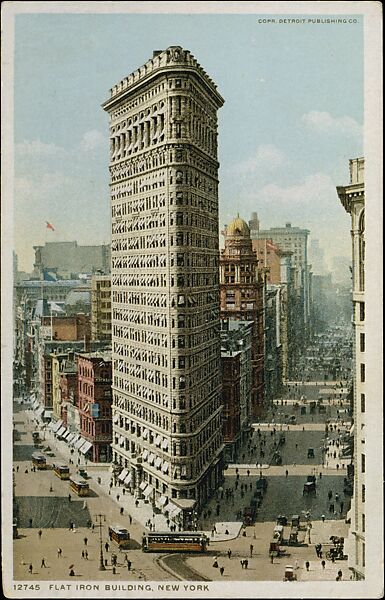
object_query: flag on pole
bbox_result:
[46,221,55,231]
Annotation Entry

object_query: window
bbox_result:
[359,302,365,322]
[360,364,365,383]
[360,333,365,353]
[361,453,365,473]
[362,484,365,503]
[362,514,365,533]
[362,542,365,567]
[361,393,365,413]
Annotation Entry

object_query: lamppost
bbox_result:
[94,513,106,571]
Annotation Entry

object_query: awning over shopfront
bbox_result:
[69,434,80,446]
[32,400,39,410]
[63,430,72,439]
[75,437,86,449]
[143,485,154,498]
[79,440,92,454]
[52,420,63,432]
[168,503,182,517]
[57,426,66,437]
[35,406,45,417]
[158,495,168,507]
[139,481,148,491]
[123,472,132,485]
[43,410,53,419]
[66,433,75,444]
[118,469,128,482]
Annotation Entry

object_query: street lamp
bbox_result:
[94,513,106,571]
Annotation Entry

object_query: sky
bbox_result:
[12,9,363,273]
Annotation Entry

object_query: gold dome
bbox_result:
[226,215,250,237]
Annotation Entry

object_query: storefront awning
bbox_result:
[143,485,154,498]
[52,420,64,432]
[36,406,45,417]
[57,426,66,437]
[79,440,92,454]
[75,437,86,449]
[118,468,128,481]
[124,472,132,485]
[43,410,53,419]
[66,433,75,444]
[69,434,80,446]
[63,430,72,439]
[158,495,168,506]
[139,481,148,491]
[168,503,182,516]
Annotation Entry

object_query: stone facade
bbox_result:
[337,157,365,579]
[220,216,265,417]
[103,46,225,516]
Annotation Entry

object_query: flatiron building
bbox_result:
[102,46,224,518]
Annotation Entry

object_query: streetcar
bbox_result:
[108,525,131,549]
[31,452,47,470]
[142,532,209,553]
[54,464,70,480]
[69,476,89,496]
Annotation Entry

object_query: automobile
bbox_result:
[289,416,297,424]
[276,515,288,526]
[307,448,315,458]
[283,565,297,581]
[291,515,300,527]
[303,481,316,495]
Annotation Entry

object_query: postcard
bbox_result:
[1,1,383,598]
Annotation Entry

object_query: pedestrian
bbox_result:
[122,488,125,495]
[227,549,232,559]
[329,503,334,513]
[295,559,299,570]
[120,507,124,515]
[84,550,88,560]
[250,544,253,557]
[240,560,244,569]
[328,490,333,501]
[112,566,116,575]
[57,548,62,558]
[127,560,131,571]
[129,514,132,525]
[285,469,288,478]
[135,500,139,508]
[244,559,248,569]
[29,564,33,574]
[81,550,85,559]
[117,494,120,502]
[105,542,109,552]
[305,561,310,571]
[68,494,71,502]
[38,529,42,539]
[247,469,250,476]
[321,560,326,569]
[338,569,343,580]
[69,568,75,576]
[219,566,225,576]
[321,514,325,522]
[84,537,88,546]
[340,501,344,513]
[41,558,47,568]
[29,518,33,528]
[16,465,19,472]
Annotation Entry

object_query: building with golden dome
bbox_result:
[220,215,265,418]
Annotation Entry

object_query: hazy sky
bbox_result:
[13,11,363,272]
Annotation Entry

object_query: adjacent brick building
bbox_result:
[77,351,113,463]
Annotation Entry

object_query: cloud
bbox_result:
[301,111,362,137]
[259,172,336,205]
[234,144,286,174]
[79,129,106,152]
[15,139,67,158]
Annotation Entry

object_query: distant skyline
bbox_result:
[12,11,363,272]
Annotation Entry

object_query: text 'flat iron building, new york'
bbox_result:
[103,47,225,519]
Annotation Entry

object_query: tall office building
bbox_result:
[337,157,365,579]
[252,222,311,332]
[103,47,225,519]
